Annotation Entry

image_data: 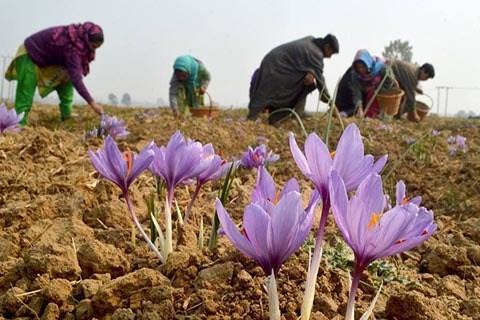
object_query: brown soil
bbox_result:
[0,105,479,319]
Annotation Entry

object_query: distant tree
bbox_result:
[455,110,468,118]
[121,93,132,106]
[382,39,413,62]
[108,93,118,106]
[467,110,476,118]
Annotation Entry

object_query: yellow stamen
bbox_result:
[330,151,336,158]
[368,213,382,230]
[401,197,409,205]
[273,191,281,204]
[124,149,133,176]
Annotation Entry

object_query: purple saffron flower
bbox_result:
[289,123,387,195]
[431,129,441,137]
[455,135,467,151]
[395,180,422,206]
[289,123,387,319]
[216,167,320,275]
[99,114,129,139]
[240,144,280,169]
[0,103,24,133]
[447,135,457,144]
[88,136,164,262]
[329,170,436,319]
[149,131,204,202]
[197,144,230,185]
[329,171,436,270]
[88,136,154,193]
[184,143,234,223]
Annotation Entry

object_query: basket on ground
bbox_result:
[377,89,405,116]
[190,92,220,119]
[415,101,430,120]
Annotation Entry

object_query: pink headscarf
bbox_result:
[52,22,103,76]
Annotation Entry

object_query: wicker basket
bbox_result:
[190,106,220,118]
[377,89,405,116]
[190,92,220,119]
[415,101,430,121]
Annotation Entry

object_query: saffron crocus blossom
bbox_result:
[149,131,205,256]
[289,123,387,320]
[395,180,422,206]
[431,129,441,137]
[0,103,24,133]
[329,171,436,320]
[216,167,319,320]
[240,144,280,169]
[447,135,457,144]
[99,114,129,139]
[217,166,319,274]
[88,136,165,262]
[149,131,204,204]
[184,143,232,223]
[447,135,467,155]
[455,135,467,151]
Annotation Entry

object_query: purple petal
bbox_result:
[304,132,332,192]
[251,166,276,203]
[329,170,354,247]
[215,200,257,259]
[268,191,302,267]
[280,178,300,198]
[288,132,312,177]
[396,181,406,206]
[127,146,154,187]
[243,203,273,272]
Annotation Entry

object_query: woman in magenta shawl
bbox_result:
[6,22,104,125]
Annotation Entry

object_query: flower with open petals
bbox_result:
[149,131,204,198]
[329,171,436,270]
[99,114,129,139]
[196,144,232,185]
[88,136,154,193]
[240,144,279,169]
[395,180,422,206]
[0,103,24,133]
[289,123,387,196]
[216,167,319,275]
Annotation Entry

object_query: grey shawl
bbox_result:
[248,36,329,119]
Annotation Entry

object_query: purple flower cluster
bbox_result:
[447,135,467,155]
[240,144,279,169]
[0,103,24,133]
[85,114,129,140]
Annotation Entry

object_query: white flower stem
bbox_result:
[300,199,329,320]
[124,192,165,263]
[267,271,281,320]
[164,191,174,257]
[345,267,362,320]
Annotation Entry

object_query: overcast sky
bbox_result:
[1,0,479,115]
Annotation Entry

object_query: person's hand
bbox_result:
[304,72,316,86]
[90,101,104,115]
[199,86,207,94]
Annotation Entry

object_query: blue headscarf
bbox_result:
[173,55,200,88]
[353,49,385,79]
